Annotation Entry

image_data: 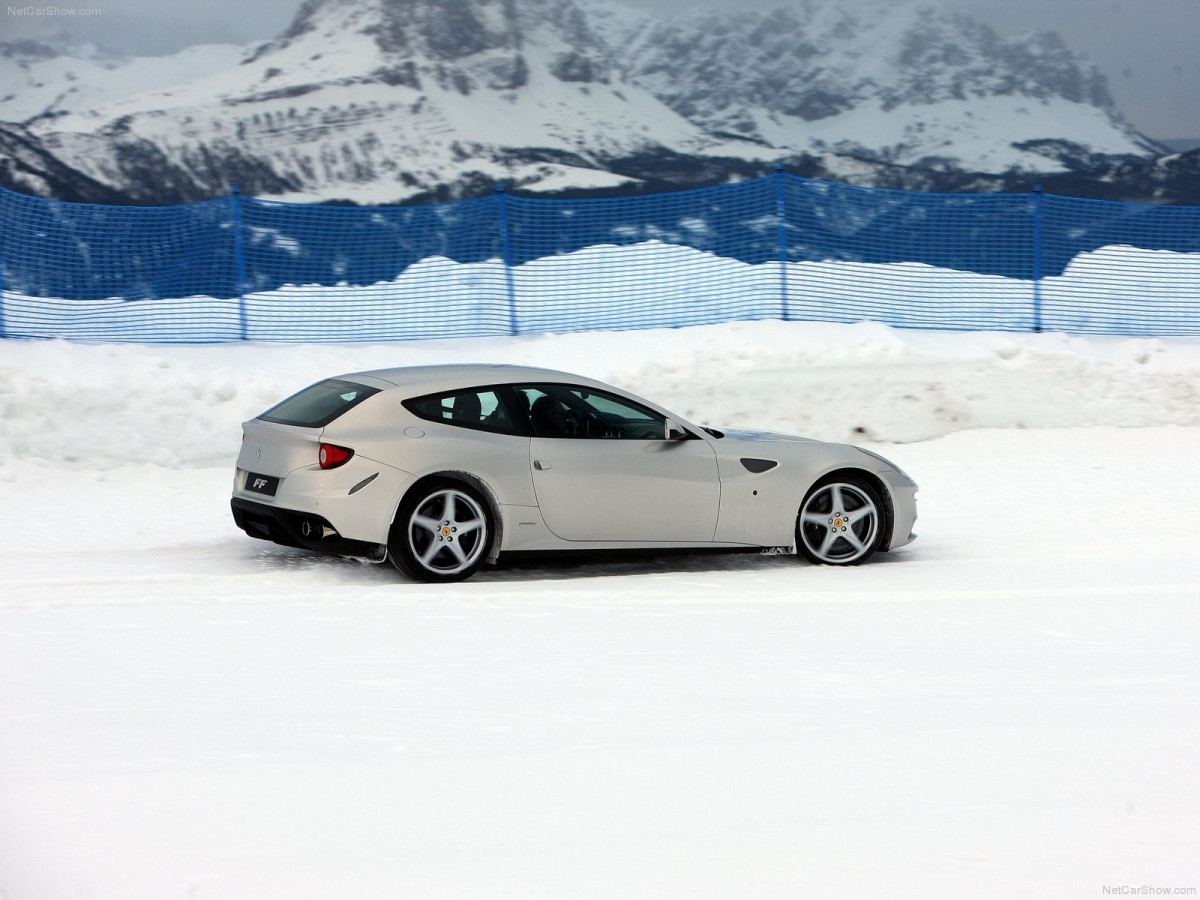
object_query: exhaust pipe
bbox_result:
[300,520,339,541]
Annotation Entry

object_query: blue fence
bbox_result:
[1,170,1198,342]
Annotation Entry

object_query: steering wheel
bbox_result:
[564,409,615,438]
[562,408,585,437]
[587,412,611,437]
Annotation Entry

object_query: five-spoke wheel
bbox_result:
[390,481,491,582]
[796,477,884,566]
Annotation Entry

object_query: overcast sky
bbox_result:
[3,0,1197,139]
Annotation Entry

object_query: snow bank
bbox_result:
[1,319,1198,471]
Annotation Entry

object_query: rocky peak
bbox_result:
[0,39,61,64]
[602,0,1124,135]
[259,0,612,90]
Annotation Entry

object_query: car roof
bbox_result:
[346,363,613,394]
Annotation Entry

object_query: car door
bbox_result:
[515,384,720,543]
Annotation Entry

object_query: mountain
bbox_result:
[589,0,1160,173]
[4,0,771,204]
[0,0,1189,205]
[0,121,129,203]
[0,39,248,125]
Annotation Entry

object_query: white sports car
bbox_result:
[231,364,917,582]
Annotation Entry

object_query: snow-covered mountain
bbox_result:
[590,0,1159,173]
[0,120,131,203]
[0,0,1176,205]
[0,40,248,124]
[4,0,772,203]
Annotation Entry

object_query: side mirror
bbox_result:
[664,419,690,441]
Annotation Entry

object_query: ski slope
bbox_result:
[2,321,1199,899]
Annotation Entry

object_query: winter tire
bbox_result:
[390,480,492,582]
[796,476,884,566]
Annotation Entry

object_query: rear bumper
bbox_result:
[231,497,386,559]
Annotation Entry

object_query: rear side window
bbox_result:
[259,379,380,427]
[405,389,518,435]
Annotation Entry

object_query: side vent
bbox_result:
[740,458,778,474]
[349,472,380,495]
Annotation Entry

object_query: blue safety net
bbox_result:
[504,178,781,334]
[781,179,1037,331]
[1038,194,1200,334]
[1,172,1197,342]
[238,194,509,342]
[0,190,238,341]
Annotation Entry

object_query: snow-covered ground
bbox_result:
[2,321,1199,899]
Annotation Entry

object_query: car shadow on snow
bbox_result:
[476,549,809,582]
[242,545,905,585]
[243,545,799,583]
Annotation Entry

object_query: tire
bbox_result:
[796,475,884,566]
[389,480,492,582]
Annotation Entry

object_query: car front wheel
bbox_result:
[389,480,492,582]
[796,476,884,566]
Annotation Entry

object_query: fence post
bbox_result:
[231,184,248,340]
[1032,184,1044,333]
[0,189,8,339]
[775,162,790,321]
[495,181,518,334]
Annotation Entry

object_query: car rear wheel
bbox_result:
[389,480,492,582]
[796,476,883,566]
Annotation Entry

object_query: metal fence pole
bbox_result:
[1032,184,1044,333]
[495,182,518,334]
[775,163,790,321]
[0,189,8,339]
[231,184,248,340]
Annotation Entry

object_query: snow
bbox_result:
[757,96,1152,174]
[268,163,642,205]
[0,42,250,123]
[3,320,1200,898]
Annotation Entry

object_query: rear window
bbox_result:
[259,378,380,427]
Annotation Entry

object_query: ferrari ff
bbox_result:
[231,365,917,582]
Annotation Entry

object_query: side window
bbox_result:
[578,390,663,437]
[517,387,567,438]
[517,384,667,440]
[405,389,516,434]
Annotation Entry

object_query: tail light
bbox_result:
[319,443,354,469]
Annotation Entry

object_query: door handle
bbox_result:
[534,460,551,470]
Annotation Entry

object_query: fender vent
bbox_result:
[349,472,379,495]
[740,457,778,474]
